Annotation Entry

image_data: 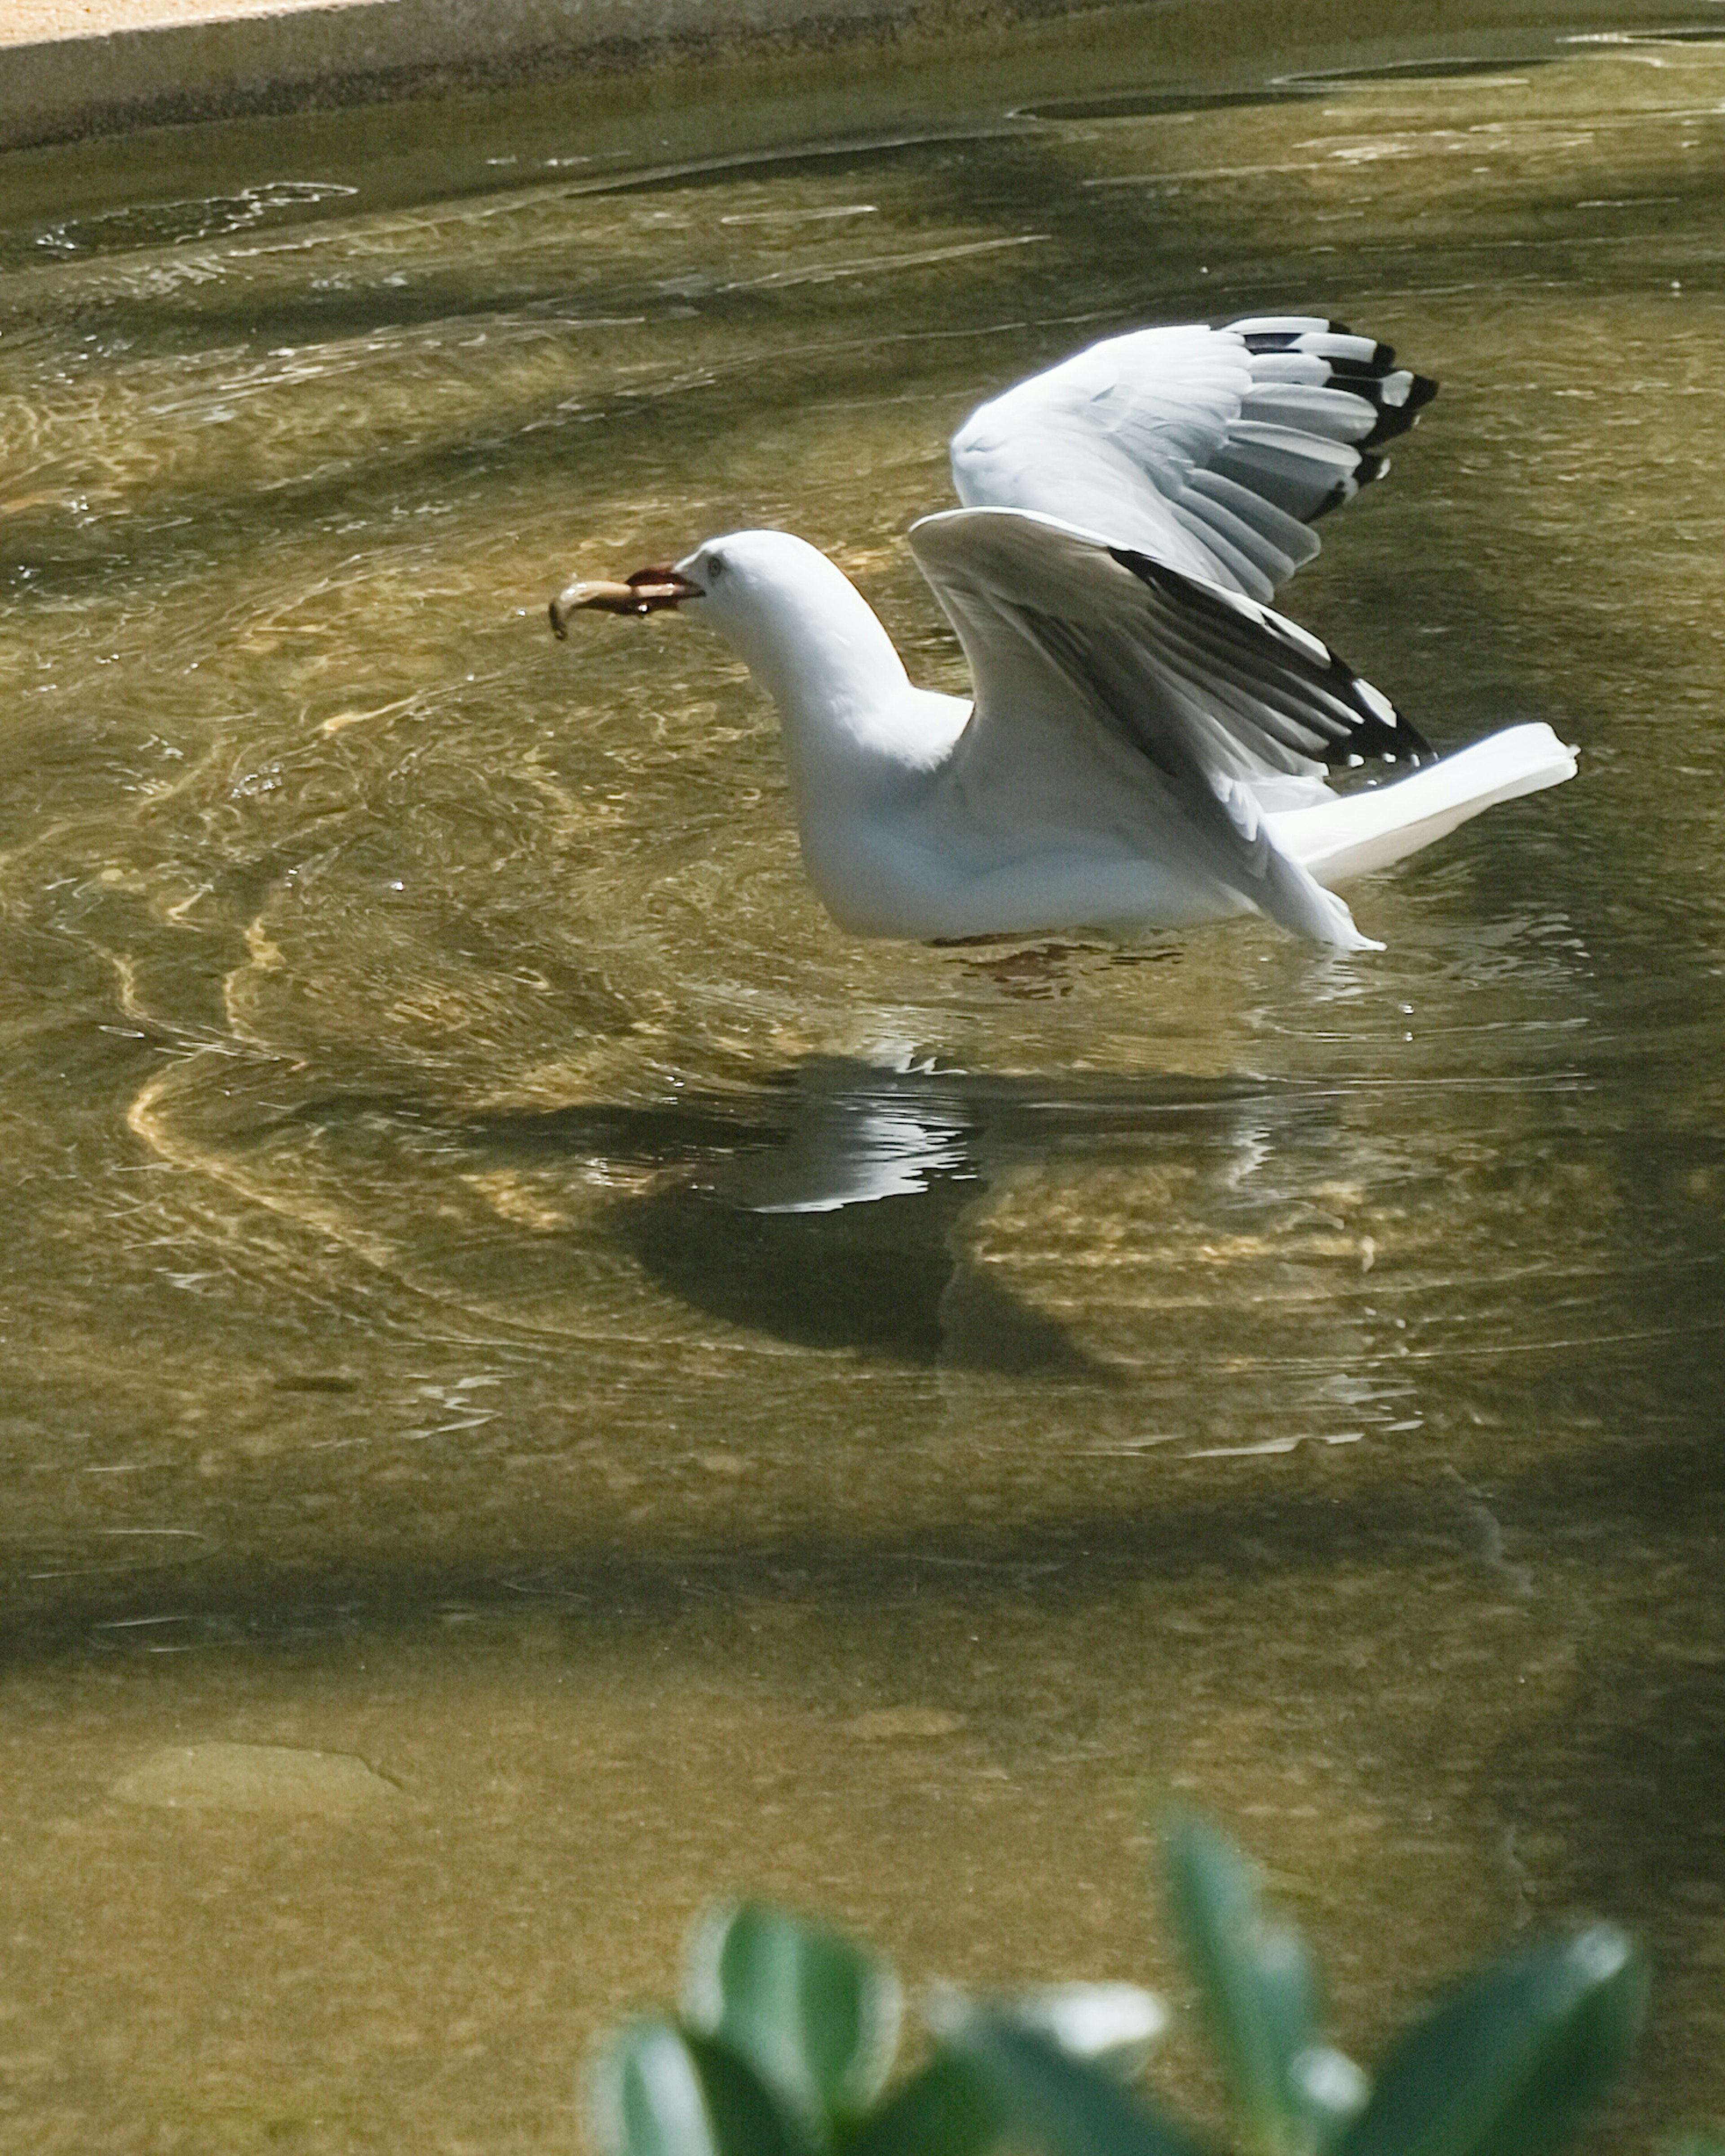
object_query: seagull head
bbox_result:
[549,530,912,753]
[548,531,845,645]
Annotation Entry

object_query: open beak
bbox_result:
[549,565,704,637]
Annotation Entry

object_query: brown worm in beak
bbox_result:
[548,566,703,636]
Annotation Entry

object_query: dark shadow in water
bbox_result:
[0,36,1646,562]
[417,1055,1333,1373]
[1010,86,1318,122]
[1272,53,1566,89]
[1010,53,1562,123]
[1,1410,1719,2004]
[1463,1444,1725,1998]
[1491,1657,1725,1916]
[611,1187,1088,1370]
[0,1426,1717,1655]
[14,76,1725,650]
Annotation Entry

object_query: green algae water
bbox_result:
[0,4,1724,2148]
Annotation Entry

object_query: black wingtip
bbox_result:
[1238,326,1439,466]
[1405,370,1439,414]
[1327,658,1435,765]
[1361,368,1440,447]
[1107,544,1435,770]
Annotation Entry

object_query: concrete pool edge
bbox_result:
[0,0,1141,151]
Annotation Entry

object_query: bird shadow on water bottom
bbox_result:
[608,1178,1100,1375]
[442,1056,1331,1377]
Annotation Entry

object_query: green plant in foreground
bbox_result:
[587,1810,1651,2156]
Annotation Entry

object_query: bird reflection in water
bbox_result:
[453,1054,1332,1375]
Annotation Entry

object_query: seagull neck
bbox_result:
[730,571,922,784]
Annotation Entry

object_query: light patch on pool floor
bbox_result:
[842,1707,966,1740]
[111,1740,400,1815]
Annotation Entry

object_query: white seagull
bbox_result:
[551,315,1575,951]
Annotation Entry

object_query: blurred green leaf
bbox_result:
[588,2013,811,2156]
[585,1838,1652,2156]
[683,1900,902,2135]
[844,1983,1168,2156]
[1164,1811,1345,2156]
[928,1995,1211,2156]
[843,2049,1005,2156]
[1334,1925,1649,2156]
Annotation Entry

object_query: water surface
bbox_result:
[1,6,1724,2150]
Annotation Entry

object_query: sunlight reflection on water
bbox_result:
[0,6,1723,2151]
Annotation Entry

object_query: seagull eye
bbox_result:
[706,552,726,581]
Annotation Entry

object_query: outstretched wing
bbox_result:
[948,316,1436,602]
[907,508,1430,948]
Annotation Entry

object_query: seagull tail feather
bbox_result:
[1270,722,1579,886]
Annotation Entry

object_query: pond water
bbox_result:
[1,1,1724,2148]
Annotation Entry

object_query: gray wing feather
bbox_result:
[948,317,1435,600]
[907,509,1411,946]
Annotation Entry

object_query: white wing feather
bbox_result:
[949,316,1435,601]
[906,509,1424,947]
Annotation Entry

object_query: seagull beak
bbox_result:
[548,565,704,637]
